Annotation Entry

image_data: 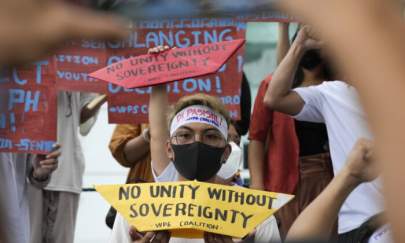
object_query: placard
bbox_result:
[106,25,245,124]
[96,181,293,238]
[0,61,57,153]
[54,40,108,93]
[90,39,244,89]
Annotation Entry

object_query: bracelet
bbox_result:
[142,128,150,143]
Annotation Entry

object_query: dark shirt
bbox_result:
[235,73,251,136]
[295,120,328,156]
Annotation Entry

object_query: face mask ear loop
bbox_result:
[220,148,227,164]
[223,141,231,164]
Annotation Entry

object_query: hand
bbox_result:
[204,232,234,243]
[0,0,127,66]
[148,45,171,91]
[33,144,61,181]
[148,45,171,54]
[344,138,378,184]
[130,226,170,243]
[294,26,323,51]
[249,180,264,191]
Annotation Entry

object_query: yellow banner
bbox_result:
[95,181,293,238]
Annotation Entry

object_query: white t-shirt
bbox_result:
[368,225,392,243]
[111,163,281,243]
[45,91,96,194]
[294,81,384,233]
[0,153,49,243]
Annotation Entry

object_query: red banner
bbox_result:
[54,41,108,93]
[0,17,255,154]
[90,40,244,89]
[0,62,57,154]
[7,20,246,132]
[106,25,246,124]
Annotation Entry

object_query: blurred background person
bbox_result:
[106,123,153,229]
[28,92,104,243]
[109,124,154,184]
[0,0,126,242]
[0,149,60,243]
[0,0,126,67]
[264,25,384,241]
[249,24,334,239]
[277,1,405,241]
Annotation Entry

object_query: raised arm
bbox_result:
[248,140,266,190]
[286,139,377,240]
[147,46,171,175]
[248,79,273,190]
[263,26,321,115]
[278,0,405,241]
[149,84,170,176]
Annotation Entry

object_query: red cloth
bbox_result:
[248,75,300,194]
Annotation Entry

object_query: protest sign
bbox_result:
[96,181,293,238]
[0,23,245,125]
[54,41,108,93]
[3,19,247,124]
[0,62,57,153]
[106,24,245,124]
[4,19,248,125]
[90,39,244,89]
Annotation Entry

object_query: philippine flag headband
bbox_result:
[170,105,228,139]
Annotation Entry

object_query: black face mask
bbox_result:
[300,50,323,70]
[171,142,226,181]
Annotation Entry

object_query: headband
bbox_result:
[170,105,228,139]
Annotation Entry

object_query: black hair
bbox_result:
[234,72,251,136]
[290,26,332,87]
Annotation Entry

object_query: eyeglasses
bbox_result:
[171,129,226,147]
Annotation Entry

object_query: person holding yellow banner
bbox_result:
[110,46,281,243]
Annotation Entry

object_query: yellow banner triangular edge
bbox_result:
[95,181,294,239]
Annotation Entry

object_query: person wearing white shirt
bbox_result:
[263,26,387,242]
[111,44,281,243]
[0,149,60,243]
[28,91,103,243]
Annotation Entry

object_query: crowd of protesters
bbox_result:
[1,0,405,243]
